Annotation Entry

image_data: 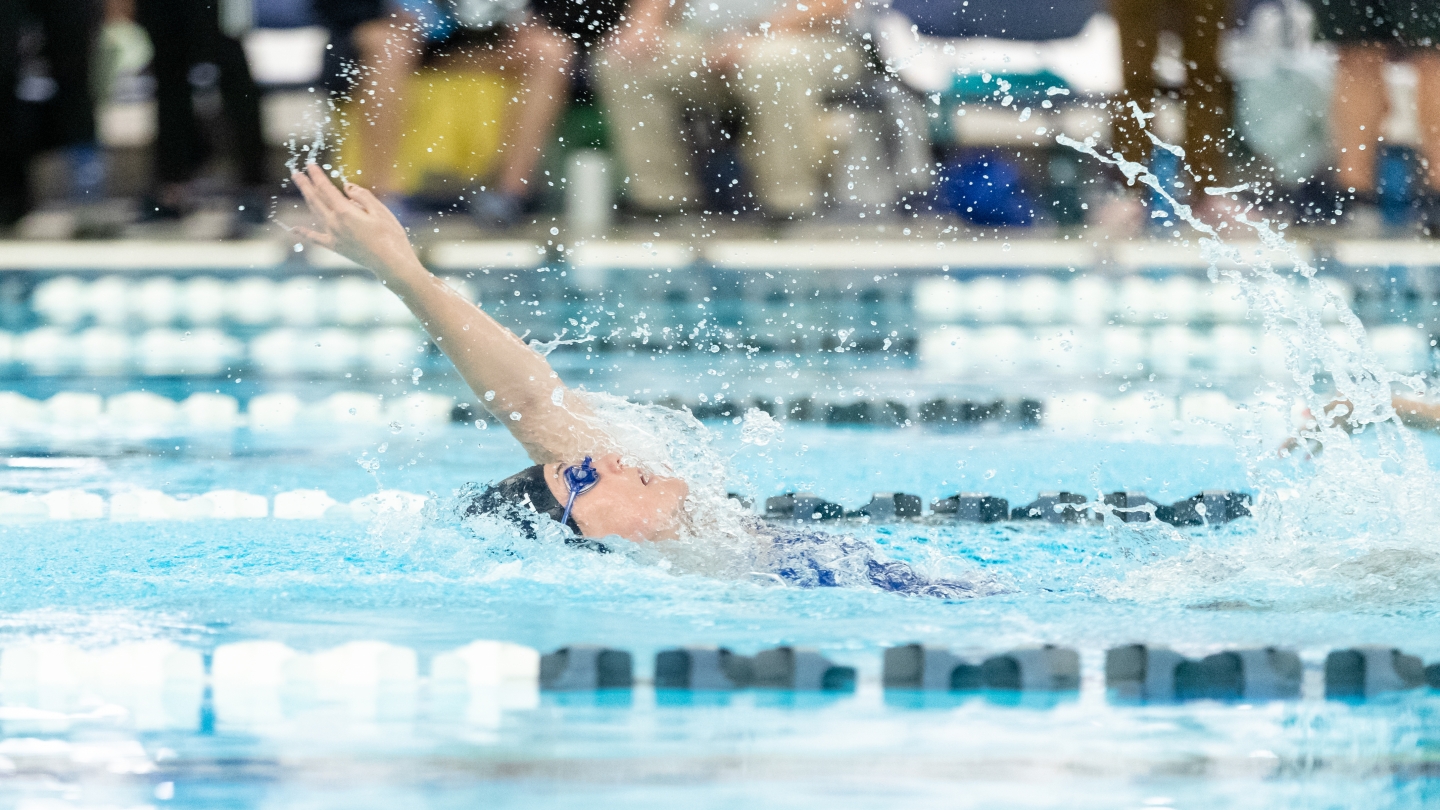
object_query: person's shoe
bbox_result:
[470,190,523,229]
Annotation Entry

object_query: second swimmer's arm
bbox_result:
[1392,395,1440,431]
[288,165,603,463]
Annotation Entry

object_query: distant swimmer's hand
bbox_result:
[286,164,417,279]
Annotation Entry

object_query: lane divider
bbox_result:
[0,389,1306,437]
[0,486,1252,524]
[2,640,1433,734]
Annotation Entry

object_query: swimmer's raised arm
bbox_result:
[287,165,604,463]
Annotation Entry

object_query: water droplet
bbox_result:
[509,412,522,421]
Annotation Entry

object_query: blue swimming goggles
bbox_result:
[559,457,600,529]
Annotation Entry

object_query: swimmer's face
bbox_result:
[546,453,688,542]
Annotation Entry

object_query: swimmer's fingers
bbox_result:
[304,164,353,211]
[343,181,381,215]
[291,168,338,230]
[287,223,336,250]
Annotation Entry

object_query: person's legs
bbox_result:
[1178,0,1231,186]
[206,15,267,189]
[136,0,201,210]
[729,34,862,216]
[1331,43,1388,195]
[349,15,423,199]
[1109,0,1160,169]
[37,0,101,152]
[1413,50,1440,195]
[491,17,576,198]
[593,31,706,211]
[0,0,28,223]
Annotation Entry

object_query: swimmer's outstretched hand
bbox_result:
[286,164,419,279]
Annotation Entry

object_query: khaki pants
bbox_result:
[595,31,864,215]
[1109,0,1232,186]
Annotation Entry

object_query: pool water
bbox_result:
[3,401,1440,809]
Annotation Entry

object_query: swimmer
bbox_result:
[287,166,980,598]
[1284,393,1440,456]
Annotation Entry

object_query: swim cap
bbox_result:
[466,464,583,536]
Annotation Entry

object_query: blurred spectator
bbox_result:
[0,0,105,227]
[342,0,588,226]
[134,0,268,222]
[312,0,423,211]
[1109,0,1233,222]
[595,0,863,219]
[1306,0,1440,235]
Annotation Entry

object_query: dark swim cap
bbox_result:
[466,464,583,536]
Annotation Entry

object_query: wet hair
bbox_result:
[466,464,584,537]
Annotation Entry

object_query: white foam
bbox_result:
[313,391,384,424]
[277,277,321,326]
[41,490,106,520]
[88,276,130,327]
[228,277,279,326]
[31,276,87,326]
[0,643,91,712]
[192,490,268,519]
[273,489,337,519]
[247,392,303,429]
[109,490,186,520]
[211,640,301,728]
[181,393,240,427]
[0,493,49,521]
[107,391,179,425]
[47,392,103,422]
[0,392,44,423]
[364,328,427,372]
[20,328,79,375]
[132,276,182,327]
[181,276,228,325]
[384,393,454,427]
[77,327,132,375]
[431,641,540,688]
[90,641,204,731]
[346,490,428,520]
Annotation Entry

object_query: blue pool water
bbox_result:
[4,399,1440,808]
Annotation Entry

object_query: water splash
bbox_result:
[1059,110,1440,606]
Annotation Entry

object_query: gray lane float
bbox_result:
[1325,647,1426,699]
[882,644,980,690]
[858,492,923,521]
[1012,492,1091,523]
[539,645,634,691]
[882,644,1079,692]
[1105,644,1189,701]
[654,647,753,690]
[1107,645,1302,701]
[751,647,856,691]
[931,493,1009,523]
[760,488,1253,526]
